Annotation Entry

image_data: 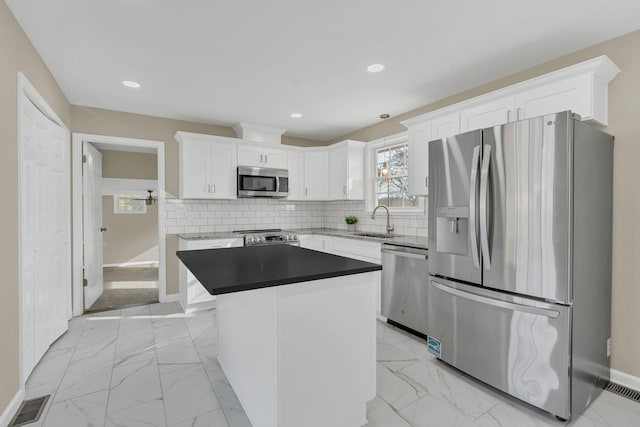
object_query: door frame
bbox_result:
[17,72,71,391]
[71,133,167,316]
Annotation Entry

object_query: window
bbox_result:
[113,194,147,214]
[365,133,424,213]
[374,142,419,209]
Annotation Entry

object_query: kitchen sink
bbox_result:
[353,232,396,238]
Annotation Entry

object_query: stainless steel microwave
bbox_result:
[237,166,289,198]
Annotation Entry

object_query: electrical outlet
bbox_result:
[607,338,611,357]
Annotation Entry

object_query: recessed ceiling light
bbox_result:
[379,113,390,119]
[367,64,385,73]
[290,113,303,118]
[122,80,141,88]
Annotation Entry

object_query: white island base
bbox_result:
[216,271,377,427]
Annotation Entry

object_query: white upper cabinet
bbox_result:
[328,140,365,200]
[237,143,287,169]
[431,112,461,139]
[407,122,431,196]
[460,95,516,133]
[304,149,329,200]
[403,56,619,196]
[286,149,306,201]
[176,132,238,199]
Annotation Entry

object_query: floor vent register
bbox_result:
[8,395,49,427]
[606,382,640,402]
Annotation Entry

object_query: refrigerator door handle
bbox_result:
[430,281,560,318]
[469,145,481,268]
[479,144,492,270]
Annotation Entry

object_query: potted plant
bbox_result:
[345,215,358,232]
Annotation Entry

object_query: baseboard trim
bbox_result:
[0,387,25,427]
[161,293,180,303]
[611,368,640,391]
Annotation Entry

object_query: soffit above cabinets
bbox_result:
[7,0,640,141]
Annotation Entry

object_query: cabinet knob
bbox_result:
[260,154,264,163]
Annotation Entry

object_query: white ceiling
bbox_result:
[7,0,640,141]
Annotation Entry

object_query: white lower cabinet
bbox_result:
[178,237,243,311]
[298,234,327,251]
[301,235,383,318]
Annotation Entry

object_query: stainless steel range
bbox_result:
[234,229,299,246]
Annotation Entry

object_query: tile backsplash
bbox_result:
[165,198,428,237]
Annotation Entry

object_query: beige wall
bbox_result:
[0,1,71,414]
[102,196,159,265]
[331,30,640,378]
[100,150,158,180]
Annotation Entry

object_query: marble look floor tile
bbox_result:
[105,399,166,427]
[152,318,190,344]
[26,346,75,392]
[211,379,252,427]
[86,309,122,318]
[55,353,114,402]
[107,357,162,414]
[155,336,200,365]
[377,321,413,346]
[580,391,640,427]
[149,302,182,317]
[72,330,118,362]
[365,396,413,427]
[197,344,226,384]
[376,362,425,411]
[121,304,151,316]
[168,409,229,427]
[118,315,153,338]
[160,363,220,426]
[394,336,437,363]
[114,329,156,367]
[400,359,500,420]
[43,390,108,427]
[377,340,420,365]
[50,327,84,351]
[400,395,480,427]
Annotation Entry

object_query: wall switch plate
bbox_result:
[607,338,611,357]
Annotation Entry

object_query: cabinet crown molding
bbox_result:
[232,122,286,144]
[401,55,620,128]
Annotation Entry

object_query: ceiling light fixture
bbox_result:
[367,64,385,73]
[145,189,156,206]
[379,113,390,119]
[122,80,141,88]
[290,113,303,118]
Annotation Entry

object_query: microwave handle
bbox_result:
[275,176,280,193]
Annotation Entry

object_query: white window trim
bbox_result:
[365,131,426,215]
[113,193,148,214]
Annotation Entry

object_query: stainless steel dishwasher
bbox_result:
[381,243,429,337]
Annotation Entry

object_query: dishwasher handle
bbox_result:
[381,247,428,260]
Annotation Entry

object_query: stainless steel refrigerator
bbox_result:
[426,111,613,421]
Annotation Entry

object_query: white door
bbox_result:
[286,150,305,200]
[180,139,211,199]
[262,147,287,169]
[83,142,104,309]
[20,96,69,380]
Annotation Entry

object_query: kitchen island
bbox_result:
[176,245,381,427]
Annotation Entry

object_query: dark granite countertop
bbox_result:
[176,244,382,296]
[178,228,428,250]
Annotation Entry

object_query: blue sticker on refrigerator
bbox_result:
[427,336,441,358]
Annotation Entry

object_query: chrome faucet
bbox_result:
[372,205,394,234]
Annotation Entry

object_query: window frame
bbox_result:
[113,193,148,214]
[365,132,425,214]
